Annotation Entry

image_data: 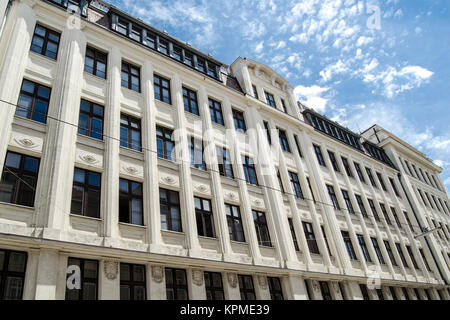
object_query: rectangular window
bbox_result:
[280,99,288,113]
[196,57,205,72]
[189,136,206,171]
[120,263,146,300]
[341,157,353,177]
[321,226,332,256]
[216,146,234,178]
[207,62,218,78]
[195,197,214,238]
[366,167,377,188]
[406,246,419,269]
[380,203,391,225]
[242,156,258,186]
[238,275,256,300]
[0,249,27,300]
[342,231,357,260]
[389,178,401,198]
[184,51,193,66]
[121,61,140,92]
[252,85,258,99]
[70,168,101,218]
[253,210,272,247]
[419,248,431,271]
[165,268,188,300]
[354,162,365,183]
[383,240,397,266]
[402,287,410,300]
[144,32,156,49]
[367,199,380,222]
[158,38,169,55]
[371,237,385,264]
[328,151,340,172]
[355,195,368,218]
[319,281,333,300]
[225,203,245,242]
[30,24,60,59]
[0,151,40,207]
[204,271,224,300]
[264,91,276,108]
[16,79,51,123]
[289,171,303,199]
[278,129,291,152]
[78,99,104,140]
[293,134,303,157]
[414,288,421,300]
[395,243,408,268]
[263,121,271,145]
[160,188,182,232]
[84,46,107,79]
[116,17,128,35]
[156,126,174,161]
[65,257,98,300]
[341,189,354,214]
[182,87,198,115]
[288,218,299,251]
[232,109,246,133]
[307,177,316,203]
[391,207,402,229]
[120,114,141,151]
[357,235,371,262]
[208,98,224,125]
[327,185,340,210]
[404,211,414,232]
[313,145,326,166]
[171,45,182,61]
[268,277,284,300]
[119,178,143,225]
[376,172,387,191]
[359,284,370,300]
[302,221,319,254]
[154,74,171,104]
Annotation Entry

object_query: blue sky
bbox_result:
[108,0,450,191]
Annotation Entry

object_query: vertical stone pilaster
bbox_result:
[148,265,166,300]
[346,281,364,300]
[99,260,120,300]
[188,269,206,300]
[284,275,309,300]
[254,274,271,299]
[34,249,60,300]
[223,272,241,300]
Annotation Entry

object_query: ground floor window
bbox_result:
[0,249,27,300]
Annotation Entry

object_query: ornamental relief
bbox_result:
[122,165,140,176]
[257,275,267,290]
[312,280,320,291]
[103,260,118,280]
[160,175,177,186]
[79,153,99,165]
[227,272,238,288]
[192,269,203,286]
[14,137,39,149]
[194,184,209,194]
[152,265,164,283]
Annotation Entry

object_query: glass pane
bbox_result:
[16,95,32,118]
[120,127,128,147]
[119,179,128,192]
[165,269,173,284]
[0,251,4,270]
[83,260,98,279]
[177,289,188,300]
[73,169,85,184]
[23,157,38,173]
[92,104,103,117]
[4,277,23,300]
[30,36,44,53]
[88,172,100,187]
[82,282,97,300]
[17,175,36,207]
[32,99,48,123]
[77,113,89,136]
[5,152,21,169]
[7,252,27,272]
[86,188,100,218]
[202,199,210,211]
[131,199,143,225]
[120,285,130,300]
[131,182,142,196]
[91,117,103,139]
[71,185,84,215]
[169,191,179,204]
[212,273,222,287]
[131,129,141,150]
[175,270,186,285]
[120,264,130,281]
[134,286,146,300]
[194,197,201,209]
[166,288,174,300]
[133,265,145,282]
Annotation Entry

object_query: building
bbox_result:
[0,0,448,300]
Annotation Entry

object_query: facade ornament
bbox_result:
[226,192,236,200]
[312,280,320,291]
[123,165,139,175]
[195,185,209,193]
[103,260,118,280]
[15,137,37,148]
[161,176,176,185]
[151,265,164,283]
[192,269,203,286]
[79,153,98,164]
[252,199,262,207]
[227,272,238,288]
[257,275,268,290]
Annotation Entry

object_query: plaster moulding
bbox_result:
[161,175,177,185]
[257,275,267,290]
[103,260,119,280]
[14,137,39,149]
[194,184,209,194]
[227,273,237,288]
[123,165,139,175]
[79,153,99,165]
[192,269,203,286]
[151,265,164,283]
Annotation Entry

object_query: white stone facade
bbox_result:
[0,0,448,300]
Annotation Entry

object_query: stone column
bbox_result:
[188,269,207,300]
[148,265,166,300]
[223,272,241,300]
[284,275,309,300]
[330,281,344,300]
[346,281,363,300]
[99,260,120,300]
[308,280,323,300]
[34,249,60,300]
[22,249,39,300]
[254,274,271,300]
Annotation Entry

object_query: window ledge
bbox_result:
[76,134,105,149]
[29,50,57,64]
[0,201,35,213]
[118,221,146,228]
[69,213,102,222]
[12,116,47,133]
[83,71,107,84]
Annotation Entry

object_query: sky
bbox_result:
[108,0,450,192]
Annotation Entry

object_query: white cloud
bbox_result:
[320,59,351,82]
[294,85,329,112]
[356,36,373,46]
[254,41,264,53]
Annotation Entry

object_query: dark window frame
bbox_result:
[342,231,358,260]
[65,257,98,300]
[120,263,146,300]
[289,171,304,199]
[225,203,245,242]
[302,221,320,254]
[78,99,104,140]
[208,98,224,126]
[84,46,107,79]
[357,234,371,262]
[327,185,340,210]
[238,274,256,300]
[159,188,182,232]
[195,196,215,238]
[165,268,188,300]
[268,277,284,300]
[154,74,171,104]
[0,249,27,300]
[313,145,326,166]
[242,156,258,186]
[216,146,234,179]
[264,91,276,108]
[182,87,199,115]
[328,151,340,172]
[156,125,175,161]
[371,237,385,264]
[120,113,142,151]
[341,189,354,214]
[253,210,272,247]
[70,167,101,218]
[204,271,224,300]
[288,218,299,251]
[278,128,291,153]
[121,61,141,92]
[189,136,206,171]
[119,178,143,226]
[30,24,61,60]
[16,79,51,124]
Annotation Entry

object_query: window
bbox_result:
[313,145,326,166]
[302,222,319,254]
[338,283,346,300]
[216,147,234,178]
[355,195,368,218]
[196,57,205,72]
[328,151,340,172]
[278,129,291,152]
[395,243,408,268]
[357,235,372,262]
[391,207,402,229]
[71,168,101,218]
[233,109,246,133]
[253,210,272,247]
[144,31,156,48]
[208,98,224,125]
[417,189,427,206]
[406,246,419,269]
[158,38,169,54]
[225,204,245,242]
[264,91,276,108]
[371,237,385,264]
[366,168,377,187]
[280,99,288,113]
[319,281,332,300]
[252,85,258,99]
[189,136,206,171]
[154,74,171,104]
[65,257,98,300]
[30,24,60,59]
[354,162,365,183]
[267,277,284,300]
[165,268,188,300]
[389,287,398,300]
[195,197,215,238]
[16,79,51,123]
[207,62,218,78]
[288,218,299,251]
[182,87,198,115]
[289,171,303,199]
[78,99,104,140]
[120,263,146,300]
[184,51,193,66]
[120,114,141,151]
[116,17,128,35]
[359,284,370,300]
[376,288,384,300]
[425,289,432,300]
[341,190,354,214]
[383,240,397,266]
[380,203,391,225]
[419,248,431,271]
[204,272,224,300]
[160,188,182,232]
[119,178,143,225]
[84,46,107,79]
[327,185,340,210]
[0,249,27,300]
[156,126,174,161]
[389,178,401,198]
[171,45,182,61]
[412,164,420,180]
[321,226,332,256]
[414,288,421,300]
[121,61,140,92]
[238,275,256,300]
[342,231,357,260]
[376,172,386,191]
[404,211,414,232]
[402,287,410,300]
[368,199,380,222]
[293,134,303,157]
[263,121,271,145]
[0,151,39,207]
[242,156,258,186]
[341,157,353,177]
